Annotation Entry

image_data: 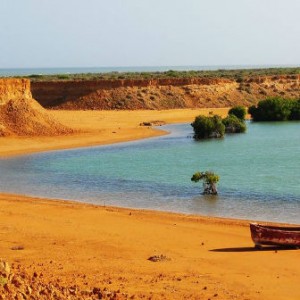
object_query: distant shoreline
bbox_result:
[1,65,300,78]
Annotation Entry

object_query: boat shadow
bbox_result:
[210,246,298,252]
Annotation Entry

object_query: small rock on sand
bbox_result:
[147,255,170,262]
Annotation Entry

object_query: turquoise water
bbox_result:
[0,122,299,224]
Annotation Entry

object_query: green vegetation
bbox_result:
[191,115,225,139]
[6,67,300,82]
[228,105,247,120]
[192,106,247,139]
[222,114,247,133]
[248,97,300,121]
[191,171,220,195]
[290,100,300,120]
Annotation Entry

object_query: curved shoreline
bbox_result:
[0,192,299,300]
[0,108,229,157]
[2,120,299,226]
[1,108,299,299]
[0,107,297,226]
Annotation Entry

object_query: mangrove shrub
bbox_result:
[191,171,220,195]
[222,114,247,133]
[191,115,225,139]
[228,106,247,120]
[290,99,300,120]
[192,106,247,139]
[248,97,300,121]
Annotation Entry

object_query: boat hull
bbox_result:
[250,223,300,247]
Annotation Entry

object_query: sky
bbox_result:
[0,0,300,68]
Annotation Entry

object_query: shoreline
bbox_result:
[0,192,299,299]
[1,108,299,299]
[1,192,252,226]
[0,192,297,227]
[0,128,167,158]
[0,108,230,158]
[0,107,298,226]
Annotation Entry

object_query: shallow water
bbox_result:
[0,122,299,224]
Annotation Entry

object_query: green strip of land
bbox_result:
[10,67,300,82]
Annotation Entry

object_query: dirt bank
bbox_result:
[0,78,72,136]
[31,75,300,110]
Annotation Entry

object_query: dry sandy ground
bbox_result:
[0,108,228,157]
[0,108,299,299]
[0,194,299,300]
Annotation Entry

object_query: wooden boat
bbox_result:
[250,223,300,248]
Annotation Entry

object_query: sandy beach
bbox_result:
[0,108,299,299]
[0,108,229,157]
[0,193,299,300]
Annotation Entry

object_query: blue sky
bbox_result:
[1,0,300,68]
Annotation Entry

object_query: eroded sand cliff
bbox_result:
[31,75,300,110]
[0,79,72,136]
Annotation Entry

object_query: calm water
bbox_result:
[0,122,299,224]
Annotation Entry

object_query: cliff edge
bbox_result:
[0,79,72,136]
[31,75,300,110]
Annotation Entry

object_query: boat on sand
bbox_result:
[250,223,300,248]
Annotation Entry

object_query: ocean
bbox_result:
[0,65,298,77]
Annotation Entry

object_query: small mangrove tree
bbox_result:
[191,171,220,195]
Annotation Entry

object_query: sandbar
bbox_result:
[0,108,228,157]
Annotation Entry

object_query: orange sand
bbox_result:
[0,108,299,299]
[0,194,299,300]
[0,108,228,157]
